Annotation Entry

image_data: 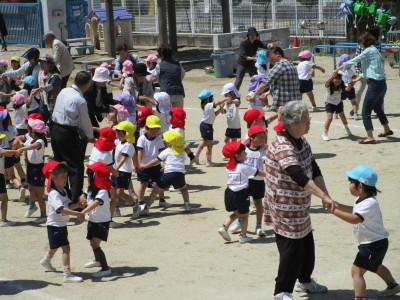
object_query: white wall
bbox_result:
[41,0,68,41]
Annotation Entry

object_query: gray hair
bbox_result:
[281,101,308,126]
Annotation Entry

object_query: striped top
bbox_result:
[343,46,385,81]
[264,135,313,239]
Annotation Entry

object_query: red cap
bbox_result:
[95,127,116,151]
[222,141,243,170]
[273,122,286,133]
[170,107,186,129]
[42,160,67,192]
[248,124,267,137]
[243,109,264,124]
[137,106,153,125]
[25,113,43,121]
[86,162,111,191]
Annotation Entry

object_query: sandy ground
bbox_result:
[0,51,400,300]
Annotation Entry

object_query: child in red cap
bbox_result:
[81,162,113,278]
[218,141,266,244]
[39,160,85,283]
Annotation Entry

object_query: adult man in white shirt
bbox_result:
[44,32,74,88]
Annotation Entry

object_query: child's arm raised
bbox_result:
[313,65,326,73]
[325,71,338,88]
[331,202,362,224]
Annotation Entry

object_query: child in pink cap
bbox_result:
[145,54,159,89]
[120,60,135,97]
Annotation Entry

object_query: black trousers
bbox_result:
[61,74,71,89]
[50,123,87,203]
[234,63,257,90]
[274,231,315,295]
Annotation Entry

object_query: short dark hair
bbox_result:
[26,47,40,60]
[358,32,377,48]
[348,177,379,197]
[368,26,381,41]
[269,46,285,58]
[117,43,129,52]
[74,71,91,87]
[157,46,173,59]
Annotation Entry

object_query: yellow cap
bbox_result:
[0,133,6,140]
[145,115,161,129]
[163,130,184,155]
[113,121,136,143]
[11,56,20,63]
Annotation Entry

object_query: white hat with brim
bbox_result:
[221,82,240,98]
[92,67,111,83]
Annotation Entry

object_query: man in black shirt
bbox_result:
[234,27,265,90]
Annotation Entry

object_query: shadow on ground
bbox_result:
[0,279,61,295]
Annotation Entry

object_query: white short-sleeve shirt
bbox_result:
[158,148,185,174]
[353,197,389,244]
[297,61,315,80]
[24,135,45,164]
[247,91,265,111]
[200,102,216,125]
[339,69,355,86]
[89,147,114,166]
[244,146,266,181]
[14,105,28,130]
[87,189,111,223]
[47,189,71,227]
[136,134,165,164]
[226,163,257,192]
[224,102,241,129]
[325,87,342,106]
[114,140,135,173]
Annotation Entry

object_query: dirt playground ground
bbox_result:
[0,54,399,300]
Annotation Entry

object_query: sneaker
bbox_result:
[295,278,328,294]
[321,133,329,141]
[377,284,400,297]
[0,220,16,227]
[312,106,318,112]
[345,127,352,136]
[32,217,47,224]
[249,205,256,215]
[63,272,83,283]
[139,204,149,216]
[18,188,26,202]
[159,200,171,208]
[109,221,123,228]
[239,234,253,244]
[92,268,112,278]
[229,221,241,234]
[169,186,175,192]
[84,261,101,268]
[184,202,191,212]
[354,113,361,120]
[24,206,38,218]
[218,226,231,242]
[350,110,354,117]
[132,204,141,219]
[273,292,293,300]
[113,207,121,217]
[256,228,266,237]
[40,257,56,272]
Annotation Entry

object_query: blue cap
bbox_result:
[23,75,36,87]
[197,89,214,101]
[346,165,378,187]
[256,49,267,66]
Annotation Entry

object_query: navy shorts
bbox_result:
[0,174,6,193]
[86,221,110,242]
[200,122,214,141]
[325,102,344,114]
[341,88,356,100]
[111,171,132,189]
[27,163,45,187]
[299,79,313,93]
[158,172,186,190]
[47,225,69,249]
[354,238,388,272]
[224,188,250,214]
[225,128,241,139]
[4,156,16,169]
[137,165,162,184]
[248,179,265,200]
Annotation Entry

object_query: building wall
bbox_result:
[41,0,68,40]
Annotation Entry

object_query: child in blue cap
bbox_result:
[331,166,400,299]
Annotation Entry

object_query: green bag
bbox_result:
[376,11,390,26]
[354,0,367,16]
[367,2,377,16]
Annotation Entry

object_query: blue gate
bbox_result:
[66,0,88,39]
[0,2,44,46]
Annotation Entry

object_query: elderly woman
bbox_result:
[264,101,334,300]
[339,32,393,144]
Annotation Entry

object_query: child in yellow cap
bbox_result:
[136,115,167,214]
[140,130,191,212]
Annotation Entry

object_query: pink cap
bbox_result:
[0,59,8,66]
[11,93,26,106]
[28,118,48,134]
[122,60,133,75]
[298,50,312,60]
[145,54,158,63]
[112,104,129,117]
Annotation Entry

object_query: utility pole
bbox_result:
[157,0,168,46]
[105,0,116,57]
[221,0,231,33]
[167,0,177,52]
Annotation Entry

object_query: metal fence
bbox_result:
[90,0,346,38]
